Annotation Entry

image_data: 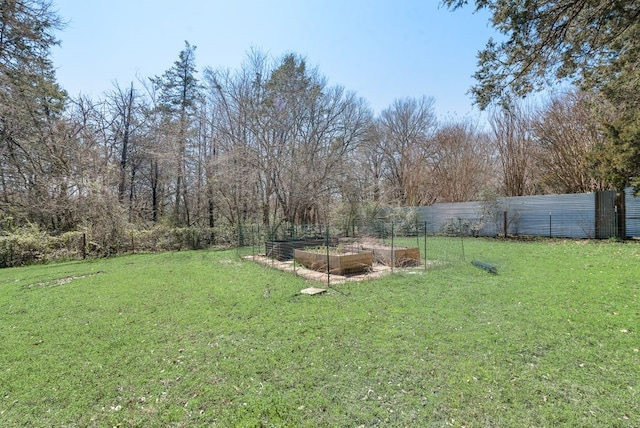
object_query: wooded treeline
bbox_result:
[1,1,636,251]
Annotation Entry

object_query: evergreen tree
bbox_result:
[149,41,201,226]
[444,0,640,190]
[443,0,640,109]
[0,0,67,226]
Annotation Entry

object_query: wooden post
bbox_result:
[503,211,508,237]
[82,233,86,260]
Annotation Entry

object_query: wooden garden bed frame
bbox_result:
[293,248,373,275]
[342,242,421,267]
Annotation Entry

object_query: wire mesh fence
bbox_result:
[234,221,469,286]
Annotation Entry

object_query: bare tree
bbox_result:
[378,96,438,206]
[204,51,371,234]
[431,120,495,202]
[489,101,537,196]
[356,122,385,203]
[104,82,141,204]
[135,78,172,223]
[532,89,607,193]
[203,54,265,231]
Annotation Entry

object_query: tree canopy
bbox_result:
[444,0,640,189]
[443,0,640,110]
[0,0,68,224]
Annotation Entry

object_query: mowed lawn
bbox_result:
[0,238,638,427]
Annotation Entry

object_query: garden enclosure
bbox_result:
[239,221,465,276]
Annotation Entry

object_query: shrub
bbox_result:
[0,225,47,267]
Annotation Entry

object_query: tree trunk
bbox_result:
[151,160,159,222]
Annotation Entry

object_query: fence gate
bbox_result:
[625,187,640,237]
[595,190,619,239]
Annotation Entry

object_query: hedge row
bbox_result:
[0,225,238,268]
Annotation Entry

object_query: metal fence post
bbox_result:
[424,221,427,271]
[82,233,86,260]
[391,222,395,272]
[325,224,330,287]
[503,211,508,237]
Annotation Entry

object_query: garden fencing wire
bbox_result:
[235,221,469,287]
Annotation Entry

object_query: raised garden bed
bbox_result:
[343,243,421,267]
[366,245,420,267]
[294,248,373,275]
[265,238,336,261]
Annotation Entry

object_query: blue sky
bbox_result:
[52,0,497,121]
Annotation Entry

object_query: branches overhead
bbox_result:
[444,0,640,190]
[443,0,640,109]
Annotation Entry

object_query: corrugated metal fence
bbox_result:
[626,187,640,237]
[415,188,640,239]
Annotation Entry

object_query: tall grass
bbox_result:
[1,238,638,426]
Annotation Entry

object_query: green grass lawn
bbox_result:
[1,238,639,427]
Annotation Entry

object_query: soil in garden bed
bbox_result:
[293,248,374,275]
[246,255,391,284]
